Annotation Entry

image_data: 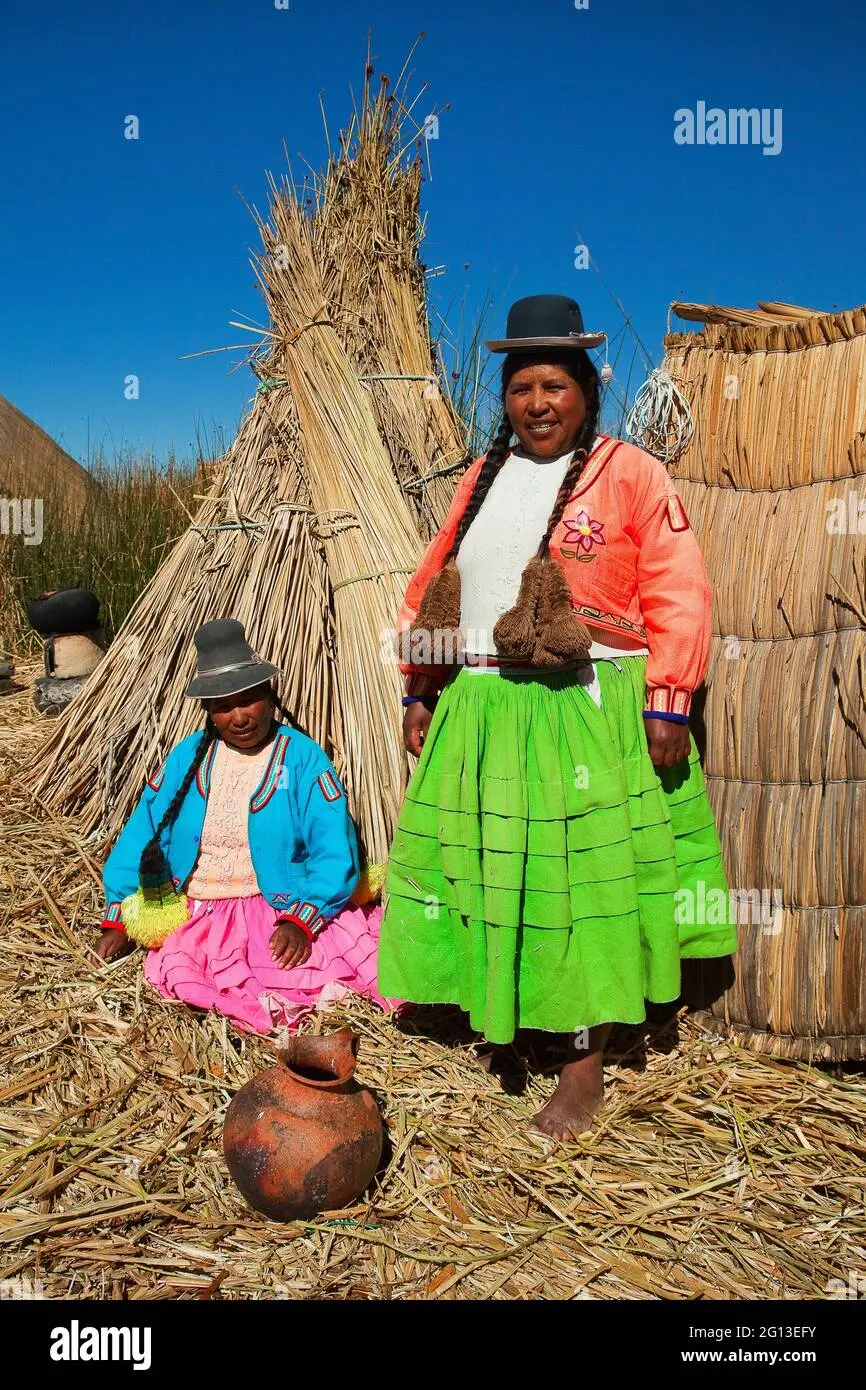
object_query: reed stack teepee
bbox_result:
[311,67,468,538]
[29,58,469,864]
[664,301,866,1060]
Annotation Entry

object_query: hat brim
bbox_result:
[185,661,280,700]
[485,333,606,353]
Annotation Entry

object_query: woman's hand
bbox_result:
[269,922,312,970]
[94,928,134,964]
[643,717,690,769]
[403,700,434,756]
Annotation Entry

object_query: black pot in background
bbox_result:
[26,588,100,636]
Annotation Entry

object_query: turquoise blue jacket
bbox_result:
[102,724,360,934]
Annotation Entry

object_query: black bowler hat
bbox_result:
[185,618,280,699]
[486,294,605,353]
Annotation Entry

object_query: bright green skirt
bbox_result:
[377,658,736,1043]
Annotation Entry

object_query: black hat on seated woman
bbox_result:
[185,619,280,700]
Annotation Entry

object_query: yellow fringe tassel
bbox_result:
[121,888,190,948]
[350,862,386,907]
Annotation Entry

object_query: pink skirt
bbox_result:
[143,895,401,1035]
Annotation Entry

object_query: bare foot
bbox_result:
[531,1066,603,1139]
[529,1024,612,1141]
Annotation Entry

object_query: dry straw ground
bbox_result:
[1,663,865,1300]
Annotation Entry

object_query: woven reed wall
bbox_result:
[664,302,866,1060]
[0,394,91,513]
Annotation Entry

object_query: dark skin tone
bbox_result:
[95,928,134,963]
[95,684,312,970]
[404,359,689,1140]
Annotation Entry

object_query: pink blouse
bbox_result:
[185,736,276,899]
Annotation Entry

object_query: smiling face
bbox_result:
[205,683,274,751]
[504,359,588,459]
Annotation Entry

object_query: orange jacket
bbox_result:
[399,434,712,716]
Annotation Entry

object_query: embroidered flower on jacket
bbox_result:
[562,510,605,552]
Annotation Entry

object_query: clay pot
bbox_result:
[223,1028,383,1222]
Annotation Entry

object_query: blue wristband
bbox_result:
[402,694,424,707]
[642,709,689,725]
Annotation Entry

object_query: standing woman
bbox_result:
[377,296,736,1139]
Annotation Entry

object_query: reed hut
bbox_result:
[29,63,468,868]
[665,300,866,1060]
[0,394,91,514]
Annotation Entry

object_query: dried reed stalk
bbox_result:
[663,304,866,1058]
[311,63,469,536]
[4,691,866,1299]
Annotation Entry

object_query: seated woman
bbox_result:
[96,618,395,1034]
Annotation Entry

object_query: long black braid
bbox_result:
[444,413,514,563]
[270,689,307,735]
[446,349,602,564]
[139,716,217,880]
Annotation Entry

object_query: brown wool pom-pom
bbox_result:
[409,560,463,664]
[531,558,592,666]
[493,556,544,660]
[532,621,591,666]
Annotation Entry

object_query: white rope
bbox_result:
[625,366,694,466]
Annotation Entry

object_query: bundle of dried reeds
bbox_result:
[311,56,469,536]
[27,400,337,835]
[28,60,464,861]
[666,303,866,485]
[252,193,422,858]
[664,302,866,1060]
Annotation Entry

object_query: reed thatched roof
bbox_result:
[0,394,91,512]
[664,301,866,1061]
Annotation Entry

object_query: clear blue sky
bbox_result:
[2,0,863,466]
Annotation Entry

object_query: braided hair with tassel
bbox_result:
[137,717,217,898]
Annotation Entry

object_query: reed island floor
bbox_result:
[1,660,864,1300]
